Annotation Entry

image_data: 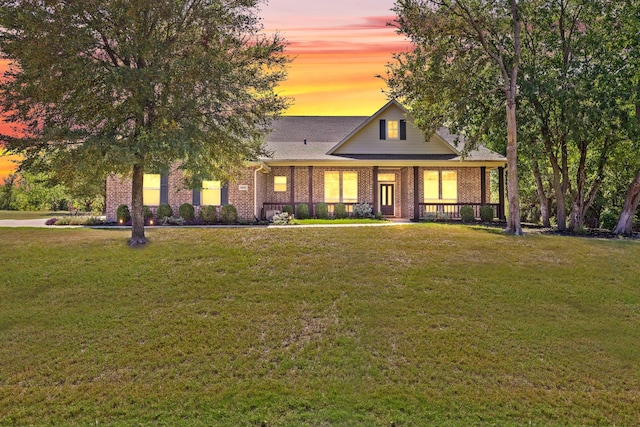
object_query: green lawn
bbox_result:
[293,218,389,225]
[1,224,640,426]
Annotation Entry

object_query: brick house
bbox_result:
[105,100,507,222]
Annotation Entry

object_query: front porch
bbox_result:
[260,165,506,221]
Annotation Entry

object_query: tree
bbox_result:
[610,1,640,235]
[507,0,628,232]
[387,0,523,235]
[0,0,289,246]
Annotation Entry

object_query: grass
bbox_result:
[1,224,640,425]
[0,210,66,220]
[293,218,388,225]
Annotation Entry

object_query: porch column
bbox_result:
[413,166,419,221]
[308,166,314,217]
[498,166,506,220]
[373,166,379,214]
[290,166,295,207]
[480,166,486,205]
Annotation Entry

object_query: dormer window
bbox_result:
[379,119,407,140]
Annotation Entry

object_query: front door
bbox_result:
[380,183,395,216]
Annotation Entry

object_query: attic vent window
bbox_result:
[387,120,399,139]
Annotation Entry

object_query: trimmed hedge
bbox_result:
[157,203,173,219]
[220,205,238,224]
[334,203,348,219]
[460,205,475,223]
[480,205,494,222]
[199,205,218,224]
[296,203,310,220]
[315,203,329,219]
[179,203,195,221]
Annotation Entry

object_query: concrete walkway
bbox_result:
[0,218,52,227]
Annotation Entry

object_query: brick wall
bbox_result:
[228,167,255,220]
[294,167,310,205]
[105,164,257,221]
[105,174,132,221]
[107,164,493,221]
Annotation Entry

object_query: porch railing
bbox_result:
[418,203,501,220]
[262,202,367,219]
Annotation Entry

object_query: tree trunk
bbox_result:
[532,159,551,227]
[612,170,640,235]
[129,163,147,247]
[504,99,523,235]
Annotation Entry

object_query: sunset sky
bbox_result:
[0,0,406,180]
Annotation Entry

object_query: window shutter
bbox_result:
[221,182,229,205]
[379,120,386,140]
[192,188,201,206]
[160,173,169,204]
[400,120,407,140]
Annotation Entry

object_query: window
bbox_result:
[387,120,399,139]
[441,171,457,202]
[378,173,396,182]
[342,172,358,203]
[202,180,221,205]
[324,171,358,204]
[423,170,457,202]
[274,176,287,192]
[424,171,439,200]
[324,171,340,203]
[143,174,161,205]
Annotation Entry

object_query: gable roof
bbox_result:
[325,99,432,155]
[262,101,506,164]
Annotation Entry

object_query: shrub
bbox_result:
[600,209,618,230]
[116,204,131,224]
[480,205,494,222]
[375,211,384,220]
[460,206,475,222]
[160,216,185,226]
[315,203,329,219]
[53,216,104,226]
[272,212,293,225]
[220,205,238,224]
[157,203,173,219]
[282,205,294,215]
[334,203,347,219]
[296,203,310,219]
[422,211,449,222]
[199,205,218,224]
[143,206,154,225]
[179,203,195,220]
[45,218,58,225]
[353,202,373,219]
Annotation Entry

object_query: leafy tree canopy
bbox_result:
[0,0,290,245]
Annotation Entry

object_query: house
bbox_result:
[105,100,507,222]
